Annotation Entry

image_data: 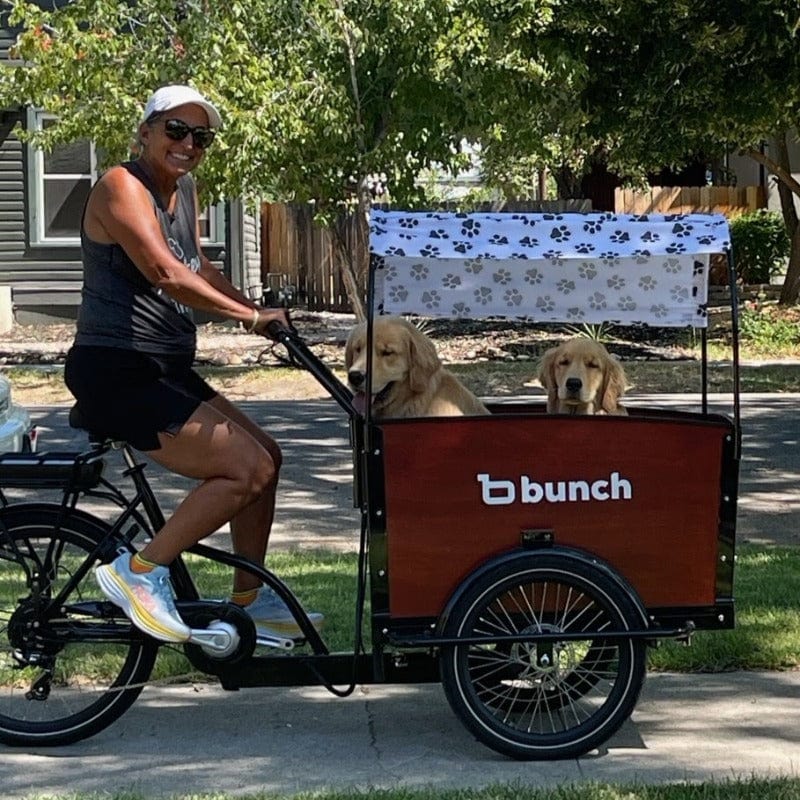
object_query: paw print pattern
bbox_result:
[421,290,441,309]
[550,225,571,242]
[536,295,556,313]
[638,275,658,291]
[488,234,509,245]
[429,228,449,239]
[385,246,406,257]
[663,258,682,274]
[576,243,595,254]
[388,285,409,302]
[461,219,481,238]
[452,302,471,317]
[542,250,563,260]
[578,263,597,279]
[607,274,626,290]
[556,279,576,294]
[666,242,687,254]
[509,252,529,260]
[566,307,586,320]
[465,259,483,274]
[397,217,419,229]
[588,292,607,310]
[617,296,637,311]
[524,268,543,285]
[519,236,539,247]
[419,245,440,258]
[410,263,430,281]
[650,304,668,319]
[453,241,473,254]
[610,230,630,244]
[474,286,493,305]
[631,249,651,263]
[599,251,620,265]
[641,231,660,242]
[493,269,512,285]
[672,223,693,238]
[383,264,398,280]
[670,285,690,303]
[583,220,603,234]
[442,273,462,289]
[504,289,523,307]
[373,256,387,272]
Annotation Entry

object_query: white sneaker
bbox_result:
[95,553,191,643]
[241,585,324,640]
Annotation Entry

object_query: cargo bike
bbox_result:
[0,210,740,760]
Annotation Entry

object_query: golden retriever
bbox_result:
[345,316,489,419]
[537,339,628,415]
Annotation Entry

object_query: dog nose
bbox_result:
[566,377,582,393]
[348,369,365,388]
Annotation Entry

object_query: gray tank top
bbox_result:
[74,160,200,355]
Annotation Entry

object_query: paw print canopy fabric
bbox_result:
[370,211,731,328]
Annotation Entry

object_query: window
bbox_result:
[27,110,97,245]
[26,109,225,247]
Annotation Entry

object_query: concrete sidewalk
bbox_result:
[2,672,799,797]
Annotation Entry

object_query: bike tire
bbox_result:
[0,504,158,746]
[439,551,647,760]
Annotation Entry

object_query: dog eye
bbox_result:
[587,361,600,369]
[557,358,570,366]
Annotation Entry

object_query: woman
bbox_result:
[65,84,321,643]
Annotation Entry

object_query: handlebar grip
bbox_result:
[266,319,288,340]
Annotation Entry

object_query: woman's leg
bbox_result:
[139,398,276,595]
[206,393,283,593]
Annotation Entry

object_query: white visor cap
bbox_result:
[143,85,222,128]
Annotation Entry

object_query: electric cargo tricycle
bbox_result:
[0,210,740,760]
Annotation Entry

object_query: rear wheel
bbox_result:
[440,552,647,760]
[0,505,158,746]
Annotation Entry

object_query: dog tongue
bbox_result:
[351,391,367,415]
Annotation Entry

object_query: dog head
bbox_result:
[537,339,628,415]
[345,316,441,414]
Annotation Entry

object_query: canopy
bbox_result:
[370,210,731,328]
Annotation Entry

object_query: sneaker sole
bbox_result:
[96,564,191,644]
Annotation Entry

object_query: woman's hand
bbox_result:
[249,307,292,340]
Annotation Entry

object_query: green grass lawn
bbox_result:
[26,776,800,800]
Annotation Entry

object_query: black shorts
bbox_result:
[64,345,218,451]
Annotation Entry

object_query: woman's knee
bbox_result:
[233,445,278,503]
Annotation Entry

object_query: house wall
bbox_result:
[0,112,87,323]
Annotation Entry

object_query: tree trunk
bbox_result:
[745,135,800,306]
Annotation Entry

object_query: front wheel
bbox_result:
[439,551,647,760]
[0,504,158,746]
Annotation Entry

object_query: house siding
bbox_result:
[0,111,86,322]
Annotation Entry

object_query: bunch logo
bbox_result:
[476,472,633,506]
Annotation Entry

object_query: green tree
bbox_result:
[473,0,800,304]
[2,0,548,315]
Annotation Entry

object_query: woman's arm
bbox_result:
[84,167,265,328]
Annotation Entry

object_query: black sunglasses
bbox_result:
[162,118,216,149]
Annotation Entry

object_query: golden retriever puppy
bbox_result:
[537,339,628,415]
[345,316,489,419]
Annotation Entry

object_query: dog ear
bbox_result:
[600,355,628,414]
[538,347,560,413]
[344,324,365,371]
[407,327,441,393]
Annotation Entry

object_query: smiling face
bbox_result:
[344,317,441,414]
[138,102,210,179]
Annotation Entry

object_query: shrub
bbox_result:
[729,210,790,284]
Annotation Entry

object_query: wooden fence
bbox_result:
[261,200,592,312]
[614,185,765,216]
